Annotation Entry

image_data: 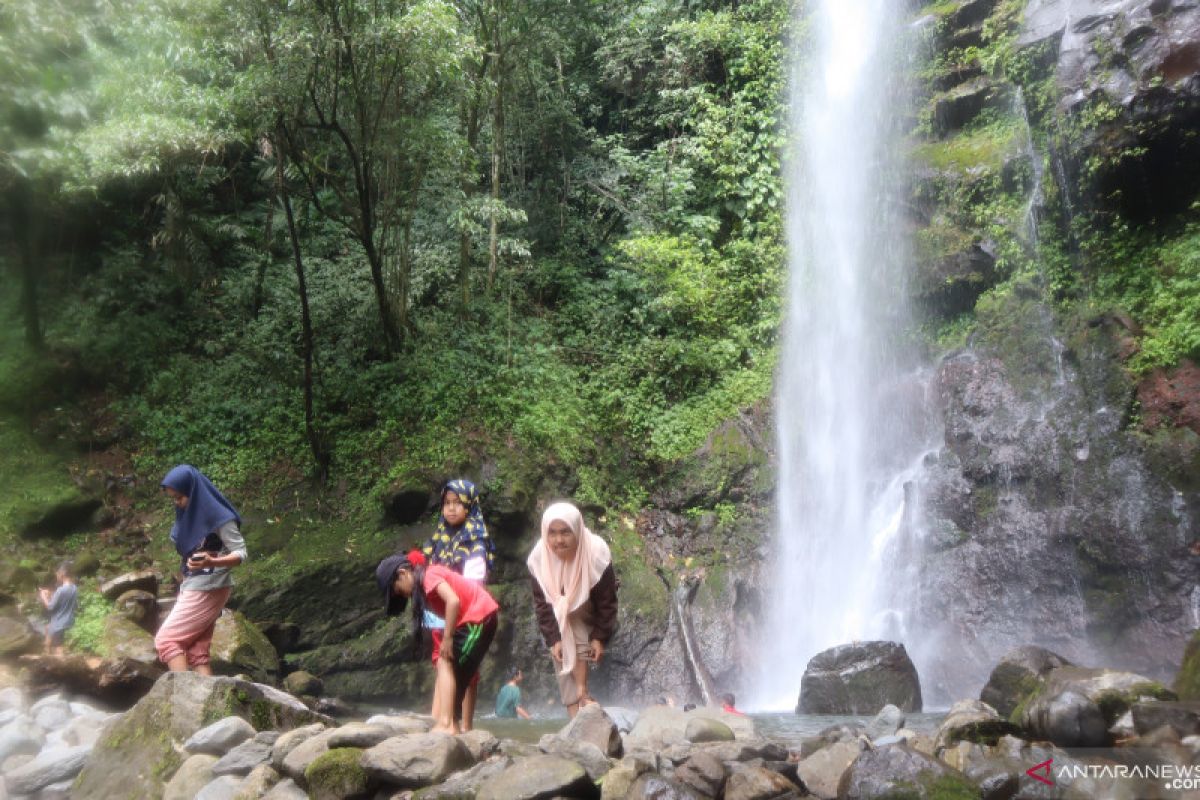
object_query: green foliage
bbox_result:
[65,590,113,654]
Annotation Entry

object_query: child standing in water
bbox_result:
[155,465,247,674]
[376,549,499,734]
[421,479,495,730]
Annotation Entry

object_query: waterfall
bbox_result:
[753,0,933,709]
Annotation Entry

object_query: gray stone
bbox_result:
[196,774,245,800]
[114,589,160,631]
[318,722,394,750]
[684,716,735,744]
[270,723,327,771]
[3,745,92,795]
[935,699,1019,749]
[476,754,597,800]
[455,728,500,762]
[865,704,905,740]
[262,778,309,799]
[1131,701,1200,737]
[210,610,281,686]
[99,569,159,601]
[557,703,623,757]
[539,735,611,780]
[627,706,754,749]
[795,740,862,800]
[602,706,639,733]
[58,714,113,748]
[838,744,967,800]
[0,687,27,713]
[74,671,329,800]
[0,715,44,762]
[411,755,512,799]
[623,773,703,799]
[1110,710,1136,739]
[361,733,475,789]
[725,763,803,800]
[213,738,274,777]
[979,645,1072,719]
[364,714,431,735]
[1023,689,1109,747]
[185,716,258,755]
[32,698,72,731]
[798,642,922,714]
[674,750,727,796]
[164,754,220,800]
[282,671,324,697]
[232,763,281,799]
[279,729,336,781]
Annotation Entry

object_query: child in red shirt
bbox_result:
[376,550,499,734]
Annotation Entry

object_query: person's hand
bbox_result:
[188,552,211,569]
[589,639,604,665]
[550,641,563,663]
[439,636,455,663]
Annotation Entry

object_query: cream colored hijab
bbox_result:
[527,502,612,676]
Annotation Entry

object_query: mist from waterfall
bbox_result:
[751,0,934,709]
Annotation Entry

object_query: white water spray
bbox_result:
[753,0,932,709]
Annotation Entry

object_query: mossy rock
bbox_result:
[210,610,279,685]
[305,747,373,800]
[1175,629,1200,700]
[71,552,102,578]
[15,487,102,539]
[0,615,39,656]
[98,613,158,664]
[1094,682,1176,725]
[73,672,329,800]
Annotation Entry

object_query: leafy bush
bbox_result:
[65,590,114,654]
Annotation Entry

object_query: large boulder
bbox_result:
[98,613,159,664]
[412,756,513,800]
[1130,701,1200,738]
[282,671,323,697]
[1022,689,1109,748]
[73,671,329,800]
[17,490,102,539]
[99,570,159,601]
[979,645,1072,720]
[794,740,862,800]
[304,747,373,800]
[360,733,475,789]
[935,699,1020,749]
[475,754,599,800]
[724,762,804,800]
[627,705,753,749]
[798,642,922,714]
[210,610,280,686]
[838,744,975,800]
[556,703,622,757]
[114,590,160,632]
[0,616,39,657]
[23,653,163,706]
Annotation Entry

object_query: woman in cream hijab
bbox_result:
[527,502,619,717]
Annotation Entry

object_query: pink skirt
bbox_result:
[154,587,231,668]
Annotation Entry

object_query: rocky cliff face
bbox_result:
[893,0,1200,703]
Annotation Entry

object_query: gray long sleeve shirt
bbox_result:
[180,520,248,591]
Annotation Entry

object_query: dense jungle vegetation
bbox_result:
[2,0,1197,572]
[0,0,788,524]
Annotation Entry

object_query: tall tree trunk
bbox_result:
[252,144,276,316]
[13,182,44,351]
[276,131,331,481]
[487,10,505,292]
[358,190,402,352]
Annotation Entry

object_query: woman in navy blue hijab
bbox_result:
[155,465,249,674]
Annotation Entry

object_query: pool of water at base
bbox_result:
[356,707,946,750]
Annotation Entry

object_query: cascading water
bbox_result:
[753,0,935,709]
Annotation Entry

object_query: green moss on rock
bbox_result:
[1175,629,1200,700]
[305,747,371,800]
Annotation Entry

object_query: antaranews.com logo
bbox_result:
[1026,755,1200,796]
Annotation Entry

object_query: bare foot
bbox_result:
[430,724,459,735]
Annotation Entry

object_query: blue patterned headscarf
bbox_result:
[422,479,495,576]
[161,465,241,558]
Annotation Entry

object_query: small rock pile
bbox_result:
[0,686,117,798]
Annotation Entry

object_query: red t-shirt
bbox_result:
[423,565,499,627]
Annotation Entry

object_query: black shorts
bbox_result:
[450,613,498,712]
